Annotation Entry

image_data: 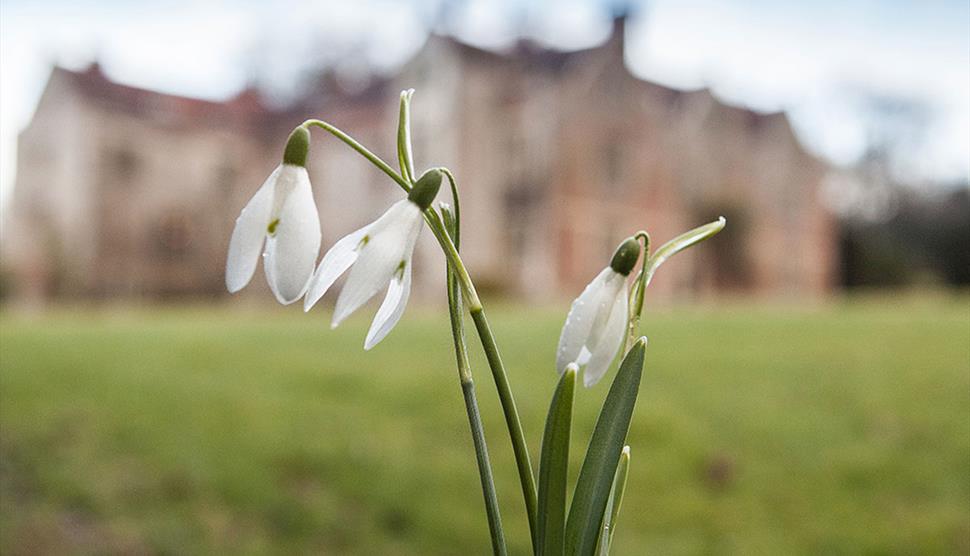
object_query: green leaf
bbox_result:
[646,217,726,284]
[595,446,631,556]
[397,89,416,183]
[536,365,577,556]
[565,338,646,556]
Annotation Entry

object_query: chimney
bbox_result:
[610,5,630,55]
[84,60,104,77]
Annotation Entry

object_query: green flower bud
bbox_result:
[609,237,641,276]
[407,168,443,210]
[282,126,310,167]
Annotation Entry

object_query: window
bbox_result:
[503,182,540,262]
[103,148,139,185]
[504,126,527,178]
[603,139,623,190]
[215,160,237,198]
[155,211,192,258]
[704,204,752,291]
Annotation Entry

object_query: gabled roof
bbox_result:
[53,63,271,129]
[406,18,814,160]
[413,24,609,75]
[39,17,815,162]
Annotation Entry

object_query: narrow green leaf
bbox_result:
[646,217,726,284]
[595,446,631,556]
[396,89,416,183]
[565,338,646,556]
[536,364,577,556]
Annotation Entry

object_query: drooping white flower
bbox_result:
[304,168,442,349]
[225,127,321,304]
[557,237,640,387]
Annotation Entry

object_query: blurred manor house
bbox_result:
[5,17,835,304]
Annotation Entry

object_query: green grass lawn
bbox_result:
[1,296,968,555]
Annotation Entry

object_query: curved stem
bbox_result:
[423,208,482,310]
[302,119,411,192]
[301,120,477,305]
[301,120,480,307]
[437,172,536,546]
[430,210,537,543]
[441,168,461,246]
[443,206,507,555]
[461,380,507,555]
[301,119,535,544]
[470,307,539,548]
[625,231,650,351]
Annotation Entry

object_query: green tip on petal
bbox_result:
[609,237,641,276]
[282,126,310,167]
[408,168,443,210]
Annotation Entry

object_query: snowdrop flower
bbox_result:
[225,127,321,304]
[303,168,442,349]
[557,237,641,387]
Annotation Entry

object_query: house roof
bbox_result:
[412,19,807,154]
[54,63,271,130]
[44,16,811,160]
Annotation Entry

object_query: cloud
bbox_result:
[627,0,969,177]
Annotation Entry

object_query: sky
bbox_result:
[1,0,968,207]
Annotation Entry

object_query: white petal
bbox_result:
[303,225,370,311]
[225,166,278,293]
[364,261,412,350]
[264,166,321,304]
[556,267,615,373]
[584,273,625,354]
[582,285,628,387]
[332,200,422,327]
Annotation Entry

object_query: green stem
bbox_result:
[439,174,535,548]
[441,168,461,245]
[301,119,477,307]
[301,120,534,544]
[302,119,411,192]
[443,206,507,555]
[625,231,650,351]
[423,208,482,310]
[460,379,507,555]
[471,307,539,548]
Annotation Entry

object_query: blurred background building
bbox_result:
[0,3,967,554]
[2,14,836,305]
